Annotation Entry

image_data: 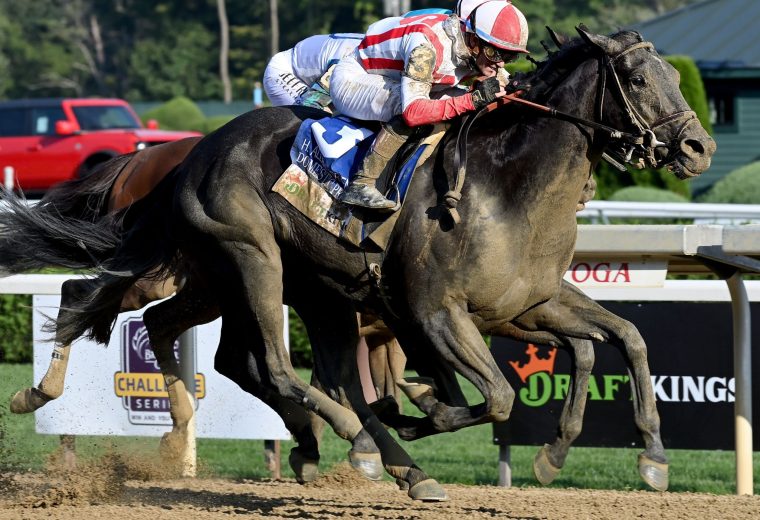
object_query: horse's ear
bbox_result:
[576,24,624,55]
[546,26,568,48]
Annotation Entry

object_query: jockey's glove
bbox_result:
[297,85,332,111]
[505,78,529,95]
[471,77,501,109]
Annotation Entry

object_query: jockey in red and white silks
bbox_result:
[330,13,475,125]
[263,33,362,106]
[331,2,528,127]
[332,1,530,210]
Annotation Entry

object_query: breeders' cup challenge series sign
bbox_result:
[33,295,290,440]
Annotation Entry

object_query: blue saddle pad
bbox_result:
[290,115,428,204]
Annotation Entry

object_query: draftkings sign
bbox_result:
[492,302,760,450]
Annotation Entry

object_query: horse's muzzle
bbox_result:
[667,134,717,179]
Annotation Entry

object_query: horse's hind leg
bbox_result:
[210,238,394,487]
[10,278,94,413]
[296,298,446,501]
[143,277,319,482]
[512,281,668,491]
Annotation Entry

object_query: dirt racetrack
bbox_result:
[1,460,759,520]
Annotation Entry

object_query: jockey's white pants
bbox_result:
[263,49,309,106]
[330,54,402,123]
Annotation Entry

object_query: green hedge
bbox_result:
[0,295,32,363]
[698,161,760,204]
[200,114,237,134]
[609,186,689,203]
[141,96,206,132]
[140,97,240,135]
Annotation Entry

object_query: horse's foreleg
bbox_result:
[298,299,446,501]
[533,337,594,484]
[394,304,516,435]
[9,278,94,413]
[141,279,218,473]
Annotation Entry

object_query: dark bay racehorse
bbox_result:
[3,144,601,490]
[1,28,714,499]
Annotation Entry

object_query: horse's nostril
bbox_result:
[681,138,706,156]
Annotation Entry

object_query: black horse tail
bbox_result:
[53,167,183,346]
[0,153,136,273]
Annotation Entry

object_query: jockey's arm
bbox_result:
[400,44,477,127]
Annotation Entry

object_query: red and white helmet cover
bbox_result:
[465,1,529,53]
[455,0,495,20]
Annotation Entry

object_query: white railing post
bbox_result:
[179,329,197,477]
[3,166,14,190]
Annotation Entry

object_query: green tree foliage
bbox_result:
[0,0,703,102]
[0,295,32,363]
[698,161,760,204]
[126,22,222,101]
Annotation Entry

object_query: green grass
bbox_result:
[1,363,757,494]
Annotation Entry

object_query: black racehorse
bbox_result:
[0,27,714,500]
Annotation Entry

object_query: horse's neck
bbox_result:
[490,60,601,211]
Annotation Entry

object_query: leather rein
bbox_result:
[445,40,697,225]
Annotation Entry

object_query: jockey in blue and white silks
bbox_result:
[263,33,363,106]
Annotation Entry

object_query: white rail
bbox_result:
[579,201,760,224]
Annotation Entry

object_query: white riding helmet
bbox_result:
[465,0,530,54]
[455,0,495,21]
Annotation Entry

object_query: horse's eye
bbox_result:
[630,75,646,88]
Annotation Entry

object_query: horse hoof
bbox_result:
[533,444,561,485]
[347,450,383,481]
[10,387,51,414]
[396,478,409,491]
[639,454,669,491]
[408,478,447,501]
[159,431,184,461]
[289,449,319,484]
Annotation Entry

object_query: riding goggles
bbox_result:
[481,44,516,64]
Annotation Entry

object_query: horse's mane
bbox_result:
[519,28,646,101]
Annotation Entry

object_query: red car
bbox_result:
[0,98,202,194]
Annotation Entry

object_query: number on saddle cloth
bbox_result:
[289,115,431,204]
[290,116,374,192]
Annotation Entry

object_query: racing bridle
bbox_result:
[445,31,700,224]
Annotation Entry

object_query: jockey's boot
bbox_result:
[339,117,412,211]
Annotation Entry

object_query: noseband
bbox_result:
[598,41,697,169]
